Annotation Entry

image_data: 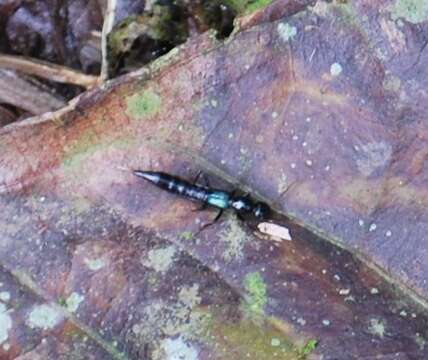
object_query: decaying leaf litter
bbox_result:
[1,0,428,359]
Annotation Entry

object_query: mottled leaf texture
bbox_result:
[1,1,428,359]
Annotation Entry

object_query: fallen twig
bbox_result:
[0,54,99,88]
[0,70,65,114]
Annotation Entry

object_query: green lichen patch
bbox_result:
[242,271,268,318]
[277,22,297,42]
[62,134,134,174]
[368,318,386,338]
[126,90,161,119]
[311,1,360,28]
[180,231,194,241]
[0,303,12,344]
[389,0,428,24]
[62,129,98,167]
[27,303,63,330]
[178,284,202,308]
[219,217,249,261]
[415,333,427,350]
[65,292,84,313]
[141,245,177,273]
[153,336,199,360]
[131,285,208,346]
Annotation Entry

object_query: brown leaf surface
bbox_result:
[1,1,428,359]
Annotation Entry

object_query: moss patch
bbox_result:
[389,0,428,24]
[209,318,300,360]
[126,90,162,119]
[299,339,318,357]
[226,0,273,14]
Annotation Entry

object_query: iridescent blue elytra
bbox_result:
[206,191,229,209]
[133,170,270,221]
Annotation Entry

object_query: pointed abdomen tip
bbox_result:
[133,170,160,184]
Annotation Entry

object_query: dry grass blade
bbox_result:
[100,0,118,80]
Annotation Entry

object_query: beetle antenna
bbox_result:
[116,166,132,173]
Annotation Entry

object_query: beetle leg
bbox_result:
[213,209,223,223]
[196,209,223,235]
[275,180,298,202]
[236,211,245,221]
[192,171,210,186]
[192,171,202,184]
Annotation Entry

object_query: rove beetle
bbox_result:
[133,170,271,226]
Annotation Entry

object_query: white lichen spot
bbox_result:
[334,274,341,281]
[368,318,386,338]
[0,304,12,344]
[277,22,297,42]
[0,292,10,302]
[339,289,350,296]
[305,159,313,167]
[84,257,106,271]
[383,74,402,92]
[142,245,176,273]
[369,223,377,232]
[228,133,234,139]
[210,99,218,108]
[290,163,296,169]
[157,336,198,360]
[3,342,10,351]
[370,288,379,295]
[178,284,201,308]
[310,1,329,16]
[27,303,62,330]
[272,111,279,119]
[292,135,299,141]
[330,62,343,76]
[322,319,331,326]
[356,142,392,176]
[296,317,306,326]
[385,230,392,237]
[271,338,281,347]
[400,310,407,317]
[65,292,84,313]
[358,219,365,227]
[306,117,312,122]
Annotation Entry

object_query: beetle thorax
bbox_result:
[230,197,252,212]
